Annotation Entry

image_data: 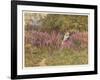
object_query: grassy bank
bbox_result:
[25,46,88,67]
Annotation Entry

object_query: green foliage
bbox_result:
[41,14,88,33]
[73,40,81,46]
[24,13,88,33]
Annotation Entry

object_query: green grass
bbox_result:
[25,46,88,67]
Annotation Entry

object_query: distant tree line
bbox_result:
[24,13,88,33]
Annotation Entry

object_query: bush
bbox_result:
[61,32,88,50]
[25,31,88,50]
[25,30,62,49]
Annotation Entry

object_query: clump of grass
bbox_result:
[25,46,88,67]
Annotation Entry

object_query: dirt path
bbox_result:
[38,58,46,66]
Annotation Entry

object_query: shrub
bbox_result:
[61,32,88,50]
[25,30,62,49]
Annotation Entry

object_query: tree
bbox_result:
[41,14,88,33]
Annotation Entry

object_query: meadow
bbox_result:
[24,12,88,67]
